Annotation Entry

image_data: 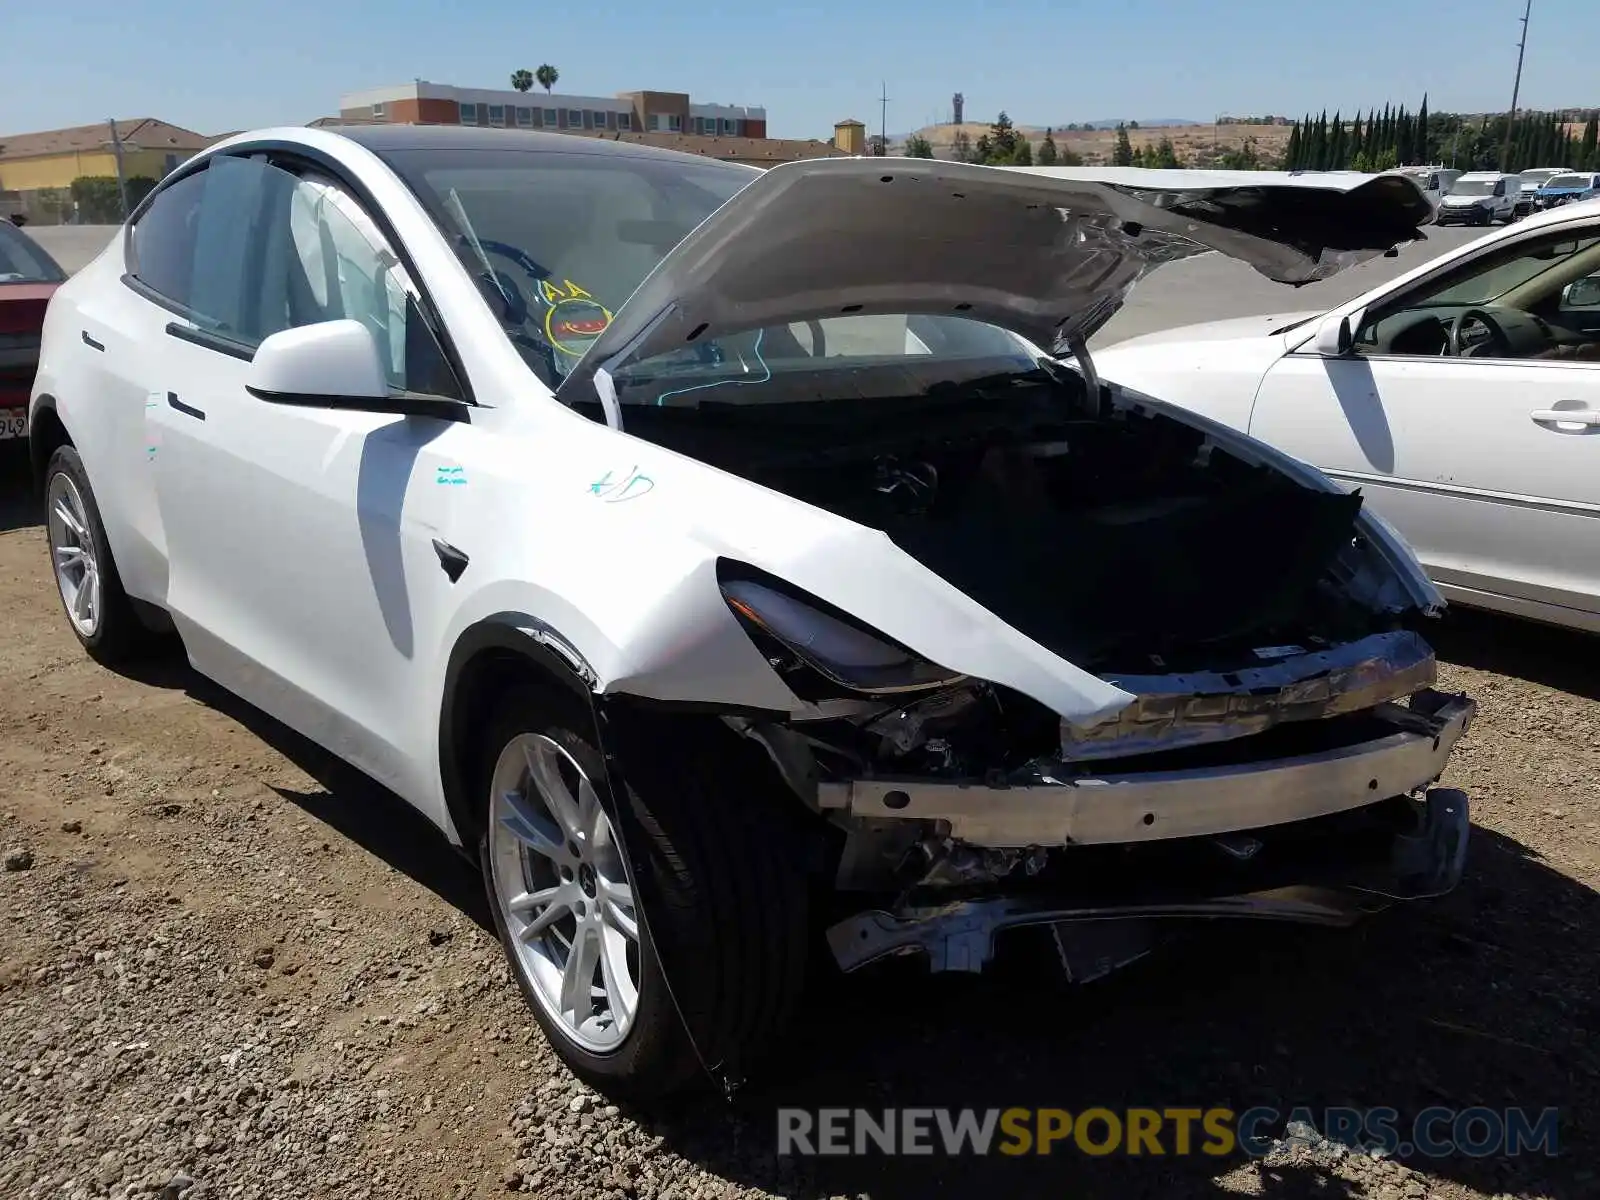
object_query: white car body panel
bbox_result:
[30,131,1440,845]
[1096,196,1600,633]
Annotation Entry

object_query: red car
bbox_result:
[1,220,67,441]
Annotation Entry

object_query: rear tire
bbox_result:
[43,445,155,664]
[477,685,810,1102]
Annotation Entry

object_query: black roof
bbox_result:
[331,123,740,169]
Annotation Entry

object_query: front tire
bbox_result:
[477,686,809,1101]
[43,445,153,664]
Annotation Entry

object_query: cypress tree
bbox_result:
[1581,114,1598,170]
[1417,94,1431,163]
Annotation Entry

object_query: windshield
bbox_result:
[1520,170,1563,186]
[1449,180,1495,197]
[1545,174,1594,191]
[379,145,753,386]
[0,222,67,284]
[381,143,1040,396]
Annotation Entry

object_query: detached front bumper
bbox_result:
[822,690,1474,975]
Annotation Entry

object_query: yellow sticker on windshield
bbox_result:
[538,279,613,357]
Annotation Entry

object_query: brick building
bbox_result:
[328,81,856,168]
[338,81,767,140]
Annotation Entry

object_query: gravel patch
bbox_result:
[1,475,1594,1199]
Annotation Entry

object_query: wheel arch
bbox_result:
[438,614,600,849]
[28,394,72,493]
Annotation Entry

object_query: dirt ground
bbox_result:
[0,454,1595,1200]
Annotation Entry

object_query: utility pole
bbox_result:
[1499,0,1532,172]
[106,118,130,220]
[878,81,890,156]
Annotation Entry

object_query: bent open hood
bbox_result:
[555,160,1431,404]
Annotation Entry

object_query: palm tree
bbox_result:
[511,69,534,93]
[535,64,559,95]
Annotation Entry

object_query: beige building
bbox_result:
[0,118,214,218]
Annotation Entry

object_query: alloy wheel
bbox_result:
[488,733,641,1053]
[47,471,101,639]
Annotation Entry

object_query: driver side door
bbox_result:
[1248,225,1600,627]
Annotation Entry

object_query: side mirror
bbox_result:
[245,319,468,422]
[1309,312,1355,358]
[1563,277,1600,309]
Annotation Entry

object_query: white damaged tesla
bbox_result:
[29,129,1471,1099]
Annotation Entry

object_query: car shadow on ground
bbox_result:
[97,611,1597,1200]
[112,652,493,933]
[648,823,1596,1199]
[1430,604,1600,703]
[0,448,41,533]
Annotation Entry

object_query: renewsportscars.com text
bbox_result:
[776,1106,1561,1159]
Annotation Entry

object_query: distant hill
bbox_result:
[1072,118,1206,129]
[898,120,1296,167]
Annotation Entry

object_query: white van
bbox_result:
[1389,166,1462,206]
[1436,172,1518,225]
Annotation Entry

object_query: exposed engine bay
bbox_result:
[595,355,1463,969]
[606,356,1418,680]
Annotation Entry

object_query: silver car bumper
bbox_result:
[817,691,1473,849]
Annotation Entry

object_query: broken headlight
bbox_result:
[720,575,964,698]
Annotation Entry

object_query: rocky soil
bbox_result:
[0,468,1595,1200]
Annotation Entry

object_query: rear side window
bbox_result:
[129,170,207,307]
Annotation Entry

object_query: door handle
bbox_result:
[1530,408,1600,427]
[166,392,206,421]
[81,330,105,352]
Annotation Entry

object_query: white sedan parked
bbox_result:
[30,132,1468,1100]
[1095,197,1600,634]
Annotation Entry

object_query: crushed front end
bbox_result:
[727,625,1473,983]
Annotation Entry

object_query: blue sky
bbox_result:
[3,0,1596,139]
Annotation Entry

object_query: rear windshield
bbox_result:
[0,222,67,283]
[379,144,1036,394]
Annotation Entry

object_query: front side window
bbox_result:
[131,155,459,396]
[1355,230,1600,361]
[128,168,209,307]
